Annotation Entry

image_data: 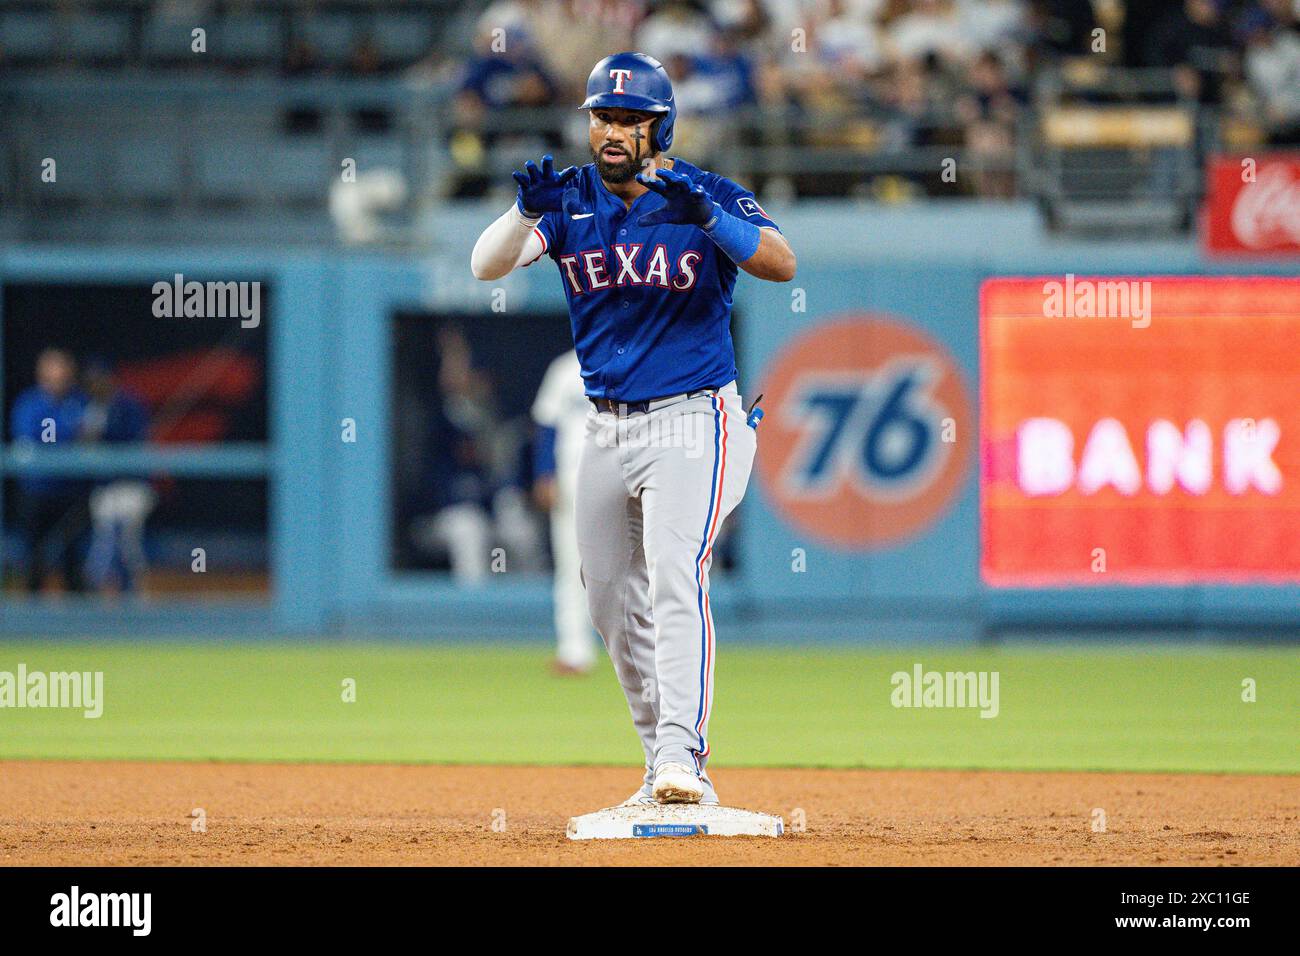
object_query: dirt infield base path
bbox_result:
[1,762,1295,866]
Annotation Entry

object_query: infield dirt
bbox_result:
[1,762,1295,866]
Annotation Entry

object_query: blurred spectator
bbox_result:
[410,327,544,581]
[956,50,1025,196]
[768,0,891,191]
[75,360,155,595]
[1145,0,1238,104]
[671,26,762,164]
[9,349,90,594]
[1023,0,1098,70]
[961,0,1027,52]
[449,15,562,197]
[0,0,1291,205]
[694,28,761,108]
[1122,0,1172,67]
[459,12,558,109]
[708,0,775,40]
[79,359,149,447]
[455,39,558,110]
[530,0,642,96]
[887,0,973,66]
[881,58,940,147]
[818,0,887,76]
[636,0,718,59]
[1241,9,1300,144]
[1256,0,1298,32]
[663,30,759,158]
[531,349,599,674]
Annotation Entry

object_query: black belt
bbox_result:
[589,388,717,416]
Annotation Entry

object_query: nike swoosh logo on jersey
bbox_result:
[571,213,594,220]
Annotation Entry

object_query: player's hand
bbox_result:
[513,154,578,217]
[635,167,717,227]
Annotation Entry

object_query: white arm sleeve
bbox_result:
[470,204,548,280]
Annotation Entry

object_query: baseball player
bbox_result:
[531,348,600,674]
[471,51,795,805]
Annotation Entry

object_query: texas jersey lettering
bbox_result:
[526,159,780,403]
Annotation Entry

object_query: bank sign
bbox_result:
[981,276,1300,585]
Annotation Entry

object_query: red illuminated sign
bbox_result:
[981,276,1300,585]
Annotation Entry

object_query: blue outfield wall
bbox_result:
[0,201,1296,639]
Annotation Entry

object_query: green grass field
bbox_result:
[0,642,1294,773]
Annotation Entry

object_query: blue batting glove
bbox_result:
[635,167,717,227]
[512,154,578,217]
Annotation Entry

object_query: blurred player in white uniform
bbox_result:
[531,349,599,674]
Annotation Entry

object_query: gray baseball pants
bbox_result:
[575,381,756,792]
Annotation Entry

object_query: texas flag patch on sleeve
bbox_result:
[736,197,768,218]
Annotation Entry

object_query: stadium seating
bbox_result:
[0,0,1285,240]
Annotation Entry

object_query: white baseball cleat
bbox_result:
[622,782,718,805]
[652,762,704,804]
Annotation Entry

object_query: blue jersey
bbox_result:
[530,159,779,403]
[9,386,88,495]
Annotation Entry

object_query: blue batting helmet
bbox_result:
[580,52,676,153]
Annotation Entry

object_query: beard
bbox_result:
[592,144,649,184]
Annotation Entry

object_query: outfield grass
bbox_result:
[0,642,1294,773]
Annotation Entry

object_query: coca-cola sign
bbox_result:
[1203,154,1300,256]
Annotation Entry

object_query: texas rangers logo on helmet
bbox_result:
[609,68,633,93]
[581,52,677,151]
